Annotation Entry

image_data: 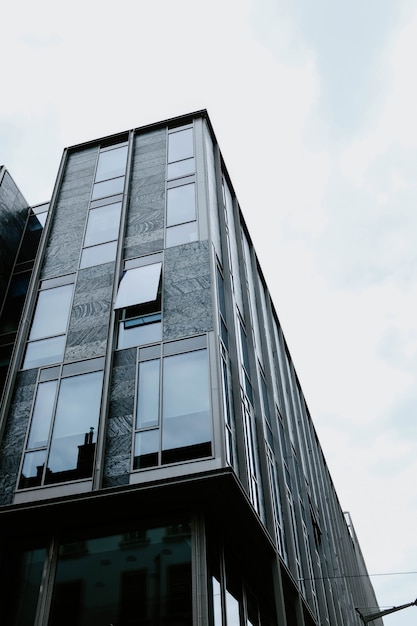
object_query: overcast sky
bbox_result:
[2,1,417,622]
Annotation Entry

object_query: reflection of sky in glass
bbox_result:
[29,284,73,340]
[46,371,103,473]
[166,222,198,248]
[114,263,162,309]
[84,202,122,246]
[226,589,240,626]
[136,359,160,428]
[92,176,125,200]
[135,429,159,456]
[80,241,117,268]
[95,146,128,182]
[162,350,211,450]
[23,335,66,369]
[167,184,196,226]
[22,449,47,478]
[27,380,57,448]
[168,128,193,162]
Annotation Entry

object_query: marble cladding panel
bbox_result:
[0,369,38,505]
[65,262,115,362]
[163,241,213,340]
[102,348,136,487]
[124,129,166,259]
[41,147,98,279]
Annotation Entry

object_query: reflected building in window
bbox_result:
[0,112,382,626]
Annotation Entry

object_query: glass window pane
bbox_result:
[114,263,162,309]
[92,176,125,200]
[83,202,122,247]
[162,350,211,462]
[166,184,196,227]
[95,145,128,182]
[80,241,117,268]
[136,359,160,429]
[133,429,159,469]
[166,222,198,248]
[226,589,240,626]
[46,370,103,483]
[117,320,162,349]
[48,524,192,626]
[168,128,193,163]
[5,547,46,625]
[29,284,73,340]
[22,336,66,370]
[27,379,58,448]
[19,450,47,489]
[212,577,222,626]
[167,157,195,180]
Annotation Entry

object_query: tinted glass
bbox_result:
[95,145,128,182]
[22,336,66,370]
[136,359,160,428]
[166,183,196,226]
[29,284,73,341]
[167,157,195,180]
[80,241,117,268]
[166,222,198,248]
[117,320,162,349]
[133,429,159,469]
[168,128,193,162]
[27,379,58,448]
[19,449,47,488]
[0,271,31,334]
[45,370,103,483]
[5,547,46,625]
[92,176,125,200]
[162,350,211,462]
[48,524,192,626]
[83,202,122,247]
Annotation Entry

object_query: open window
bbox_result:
[115,262,162,349]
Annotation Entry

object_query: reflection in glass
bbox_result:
[48,524,192,626]
[226,589,240,626]
[166,222,198,248]
[168,128,193,163]
[22,335,66,370]
[80,241,117,268]
[162,350,211,463]
[92,176,125,200]
[136,359,160,428]
[83,201,122,247]
[19,449,47,488]
[29,284,73,341]
[95,145,128,182]
[5,547,46,626]
[45,370,103,484]
[212,577,222,626]
[167,158,195,180]
[134,429,159,469]
[27,380,57,448]
[114,263,162,310]
[118,318,162,349]
[167,184,196,226]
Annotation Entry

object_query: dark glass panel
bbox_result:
[162,350,211,463]
[166,221,198,248]
[48,524,192,626]
[0,271,31,334]
[16,213,43,263]
[29,284,73,341]
[83,201,122,246]
[95,145,128,182]
[4,547,46,626]
[168,128,193,163]
[166,183,196,227]
[45,370,103,484]
[0,342,13,394]
[22,335,66,370]
[27,379,58,449]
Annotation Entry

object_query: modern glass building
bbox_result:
[0,111,382,626]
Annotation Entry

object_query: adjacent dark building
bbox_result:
[0,111,382,626]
